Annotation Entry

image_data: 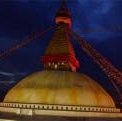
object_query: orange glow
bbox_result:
[56,17,71,27]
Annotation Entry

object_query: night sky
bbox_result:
[0,0,122,103]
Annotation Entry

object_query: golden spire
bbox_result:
[41,0,79,72]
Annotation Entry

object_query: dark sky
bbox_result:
[0,0,122,103]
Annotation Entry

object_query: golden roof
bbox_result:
[45,25,75,56]
[4,71,115,107]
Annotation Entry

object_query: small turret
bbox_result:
[55,0,72,27]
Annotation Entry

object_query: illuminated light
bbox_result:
[54,64,58,69]
[56,17,72,27]
[48,62,51,66]
[62,62,64,65]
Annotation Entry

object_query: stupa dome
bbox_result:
[4,71,115,107]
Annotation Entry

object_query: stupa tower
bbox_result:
[41,0,79,72]
[0,0,121,119]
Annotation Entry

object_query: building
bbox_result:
[0,0,121,121]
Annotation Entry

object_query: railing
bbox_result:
[0,102,120,113]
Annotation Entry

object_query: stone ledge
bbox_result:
[0,103,120,113]
[0,102,121,118]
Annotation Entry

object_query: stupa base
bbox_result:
[0,102,121,118]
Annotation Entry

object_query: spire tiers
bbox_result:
[41,25,79,72]
[41,1,79,72]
